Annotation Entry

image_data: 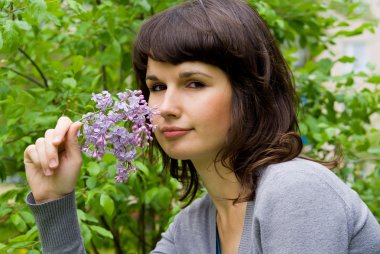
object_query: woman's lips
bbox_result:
[160,126,192,138]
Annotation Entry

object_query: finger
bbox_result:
[52,116,73,145]
[24,144,40,166]
[35,137,53,176]
[44,129,59,169]
[24,145,44,182]
[65,121,83,158]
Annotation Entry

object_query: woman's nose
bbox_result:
[159,89,181,119]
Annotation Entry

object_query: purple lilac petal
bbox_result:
[80,89,158,182]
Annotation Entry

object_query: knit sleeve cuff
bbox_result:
[26,191,85,253]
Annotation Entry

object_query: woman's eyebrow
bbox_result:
[146,74,159,81]
[179,71,212,78]
[146,71,212,81]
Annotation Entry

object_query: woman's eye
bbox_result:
[187,81,205,88]
[149,84,167,92]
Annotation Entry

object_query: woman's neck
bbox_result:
[192,158,246,216]
[193,158,247,254]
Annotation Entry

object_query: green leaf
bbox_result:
[3,20,19,51]
[71,55,84,74]
[317,58,334,74]
[338,56,356,63]
[0,243,5,250]
[77,209,86,222]
[100,39,121,65]
[27,250,41,254]
[100,193,114,216]
[8,234,29,243]
[90,74,102,90]
[155,187,172,208]
[89,225,113,239]
[86,176,97,188]
[138,0,151,11]
[19,211,35,225]
[30,0,48,24]
[80,223,92,245]
[4,103,26,118]
[305,116,319,133]
[134,161,150,176]
[0,188,19,202]
[367,75,380,84]
[14,20,32,30]
[62,78,77,88]
[334,23,374,38]
[368,148,380,155]
[77,209,98,223]
[337,21,349,27]
[5,241,34,250]
[0,207,12,217]
[26,226,38,237]
[46,13,61,26]
[87,161,102,176]
[144,187,158,204]
[10,214,27,232]
[68,0,86,15]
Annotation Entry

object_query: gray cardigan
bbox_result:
[27,158,380,253]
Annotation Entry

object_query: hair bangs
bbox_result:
[149,9,226,65]
[151,15,218,64]
[133,2,234,92]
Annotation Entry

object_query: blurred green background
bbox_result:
[0,0,379,253]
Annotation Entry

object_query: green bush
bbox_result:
[0,0,379,253]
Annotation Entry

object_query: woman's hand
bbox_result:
[24,116,83,204]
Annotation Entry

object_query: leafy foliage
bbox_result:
[0,0,379,253]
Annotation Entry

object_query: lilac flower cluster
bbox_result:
[79,90,158,182]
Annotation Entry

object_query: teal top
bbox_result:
[216,226,221,254]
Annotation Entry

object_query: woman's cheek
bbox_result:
[150,113,160,125]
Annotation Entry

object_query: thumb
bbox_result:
[65,121,83,157]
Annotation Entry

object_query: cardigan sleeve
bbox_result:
[26,191,86,254]
[27,190,182,254]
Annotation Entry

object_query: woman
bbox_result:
[24,0,380,253]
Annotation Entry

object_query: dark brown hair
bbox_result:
[133,0,335,205]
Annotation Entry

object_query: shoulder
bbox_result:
[257,158,354,204]
[255,158,348,208]
[254,158,371,239]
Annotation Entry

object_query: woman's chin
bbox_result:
[166,152,190,161]
[161,148,191,161]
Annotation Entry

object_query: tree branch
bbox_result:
[18,48,49,88]
[100,216,122,254]
[138,203,146,254]
[119,58,123,87]
[99,44,107,90]
[1,67,45,88]
[1,157,17,161]
[351,158,380,163]
[126,26,136,34]
[101,65,107,90]
[9,2,16,20]
[90,240,100,254]
[5,129,46,144]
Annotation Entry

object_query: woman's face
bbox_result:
[146,58,233,165]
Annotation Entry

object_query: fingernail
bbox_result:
[49,159,57,168]
[44,168,54,176]
[53,137,61,142]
